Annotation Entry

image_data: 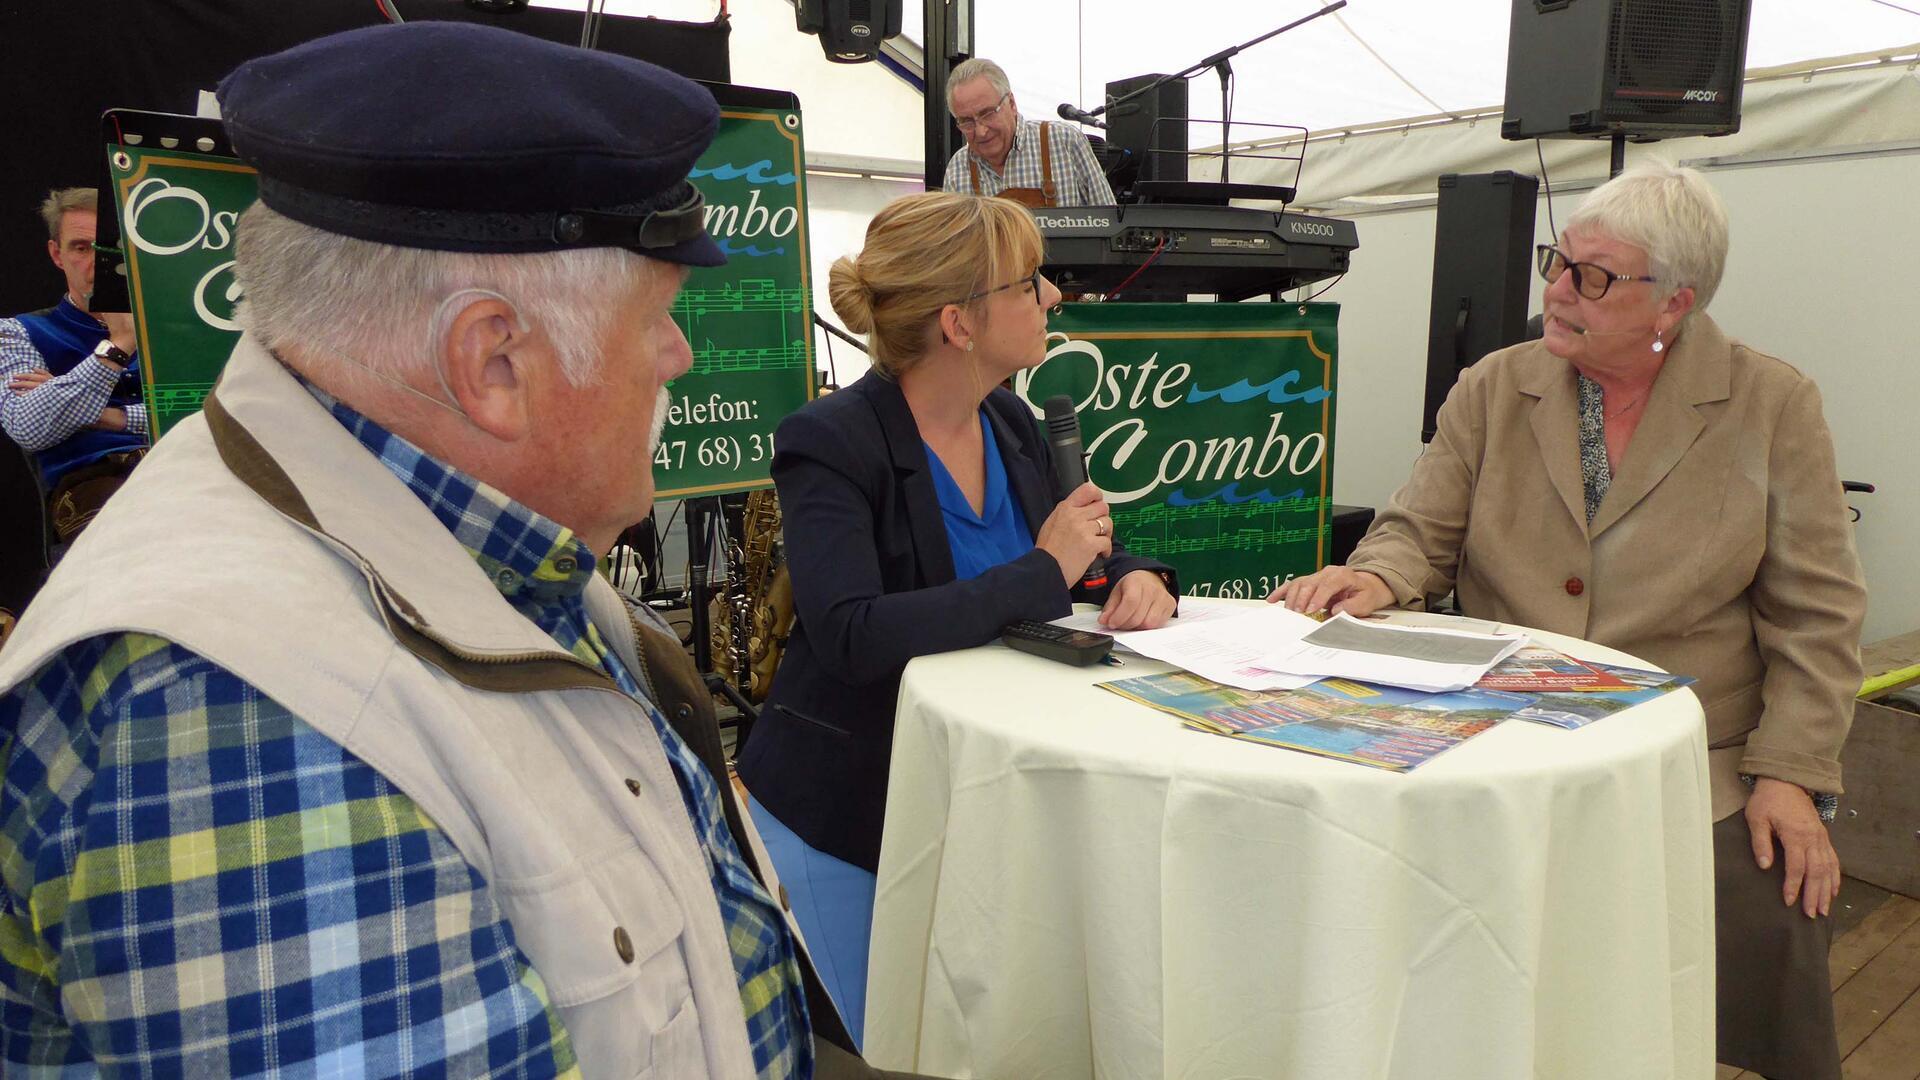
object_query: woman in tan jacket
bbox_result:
[1272,161,1866,1079]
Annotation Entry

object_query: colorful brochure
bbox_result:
[1474,645,1633,693]
[1504,662,1697,729]
[1100,672,1534,772]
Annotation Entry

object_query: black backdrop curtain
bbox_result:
[0,1,730,316]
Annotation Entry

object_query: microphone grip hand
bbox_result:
[1035,481,1113,589]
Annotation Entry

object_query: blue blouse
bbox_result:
[924,409,1037,581]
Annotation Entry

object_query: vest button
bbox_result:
[614,926,635,964]
[1564,576,1585,597]
[624,778,643,796]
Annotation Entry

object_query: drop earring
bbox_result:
[1651,329,1665,354]
[964,341,975,352]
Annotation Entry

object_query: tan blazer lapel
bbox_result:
[1588,317,1731,538]
[1521,354,1588,532]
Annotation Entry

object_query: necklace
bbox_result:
[1605,390,1650,421]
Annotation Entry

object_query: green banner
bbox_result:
[110,146,254,439]
[655,105,816,497]
[1015,302,1339,598]
[107,104,815,491]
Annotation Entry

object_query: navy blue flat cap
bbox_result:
[217,21,725,266]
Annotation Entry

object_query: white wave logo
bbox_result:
[122,178,242,332]
[192,262,242,333]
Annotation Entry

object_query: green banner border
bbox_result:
[116,151,256,439]
[655,105,817,499]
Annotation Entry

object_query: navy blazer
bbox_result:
[735,371,1172,871]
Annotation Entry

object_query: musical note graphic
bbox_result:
[1109,498,1327,559]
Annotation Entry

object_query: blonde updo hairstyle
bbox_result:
[829,191,1046,378]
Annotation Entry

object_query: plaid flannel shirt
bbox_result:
[0,383,809,1077]
[942,118,1116,205]
[0,308,149,453]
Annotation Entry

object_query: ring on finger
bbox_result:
[1095,516,1109,537]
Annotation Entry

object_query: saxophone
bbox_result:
[708,489,792,701]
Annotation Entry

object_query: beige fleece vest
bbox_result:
[0,337,760,1079]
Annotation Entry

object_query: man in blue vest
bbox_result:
[0,187,148,540]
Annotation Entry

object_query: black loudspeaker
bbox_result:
[1423,171,1539,443]
[1329,505,1376,567]
[1104,74,1187,197]
[1501,0,1752,140]
[795,0,901,64]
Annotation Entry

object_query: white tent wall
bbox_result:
[805,172,922,387]
[1324,141,1920,644]
[534,0,926,164]
[723,0,924,162]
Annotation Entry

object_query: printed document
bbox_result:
[1257,612,1527,692]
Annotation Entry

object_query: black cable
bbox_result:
[1535,138,1558,242]
[1107,235,1168,299]
[1300,271,1345,303]
[1867,0,1920,16]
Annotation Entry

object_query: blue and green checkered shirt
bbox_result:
[0,385,810,1077]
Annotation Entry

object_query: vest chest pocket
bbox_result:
[492,842,699,1078]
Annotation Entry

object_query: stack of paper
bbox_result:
[1096,603,1322,692]
[1053,605,1528,694]
[1255,613,1527,693]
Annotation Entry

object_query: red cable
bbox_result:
[1106,235,1168,299]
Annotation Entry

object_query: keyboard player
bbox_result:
[942,58,1116,209]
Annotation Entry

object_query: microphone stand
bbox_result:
[1093,1,1345,184]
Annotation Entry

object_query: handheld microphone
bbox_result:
[1056,103,1107,128]
[1041,394,1109,590]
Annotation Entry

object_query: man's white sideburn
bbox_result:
[647,386,671,455]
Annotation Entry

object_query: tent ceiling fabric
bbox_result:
[979,0,1920,135]
[541,2,1919,174]
[1215,59,1920,208]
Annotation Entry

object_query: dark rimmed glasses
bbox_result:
[960,268,1046,306]
[955,93,1012,131]
[1535,244,1660,301]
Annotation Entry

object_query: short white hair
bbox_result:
[947,58,1011,112]
[1564,160,1729,318]
[232,201,650,388]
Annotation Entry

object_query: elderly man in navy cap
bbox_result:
[0,22,931,1080]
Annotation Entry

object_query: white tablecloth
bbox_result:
[864,613,1714,1079]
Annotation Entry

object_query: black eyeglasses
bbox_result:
[960,268,1046,306]
[1535,244,1659,301]
[955,93,1012,131]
